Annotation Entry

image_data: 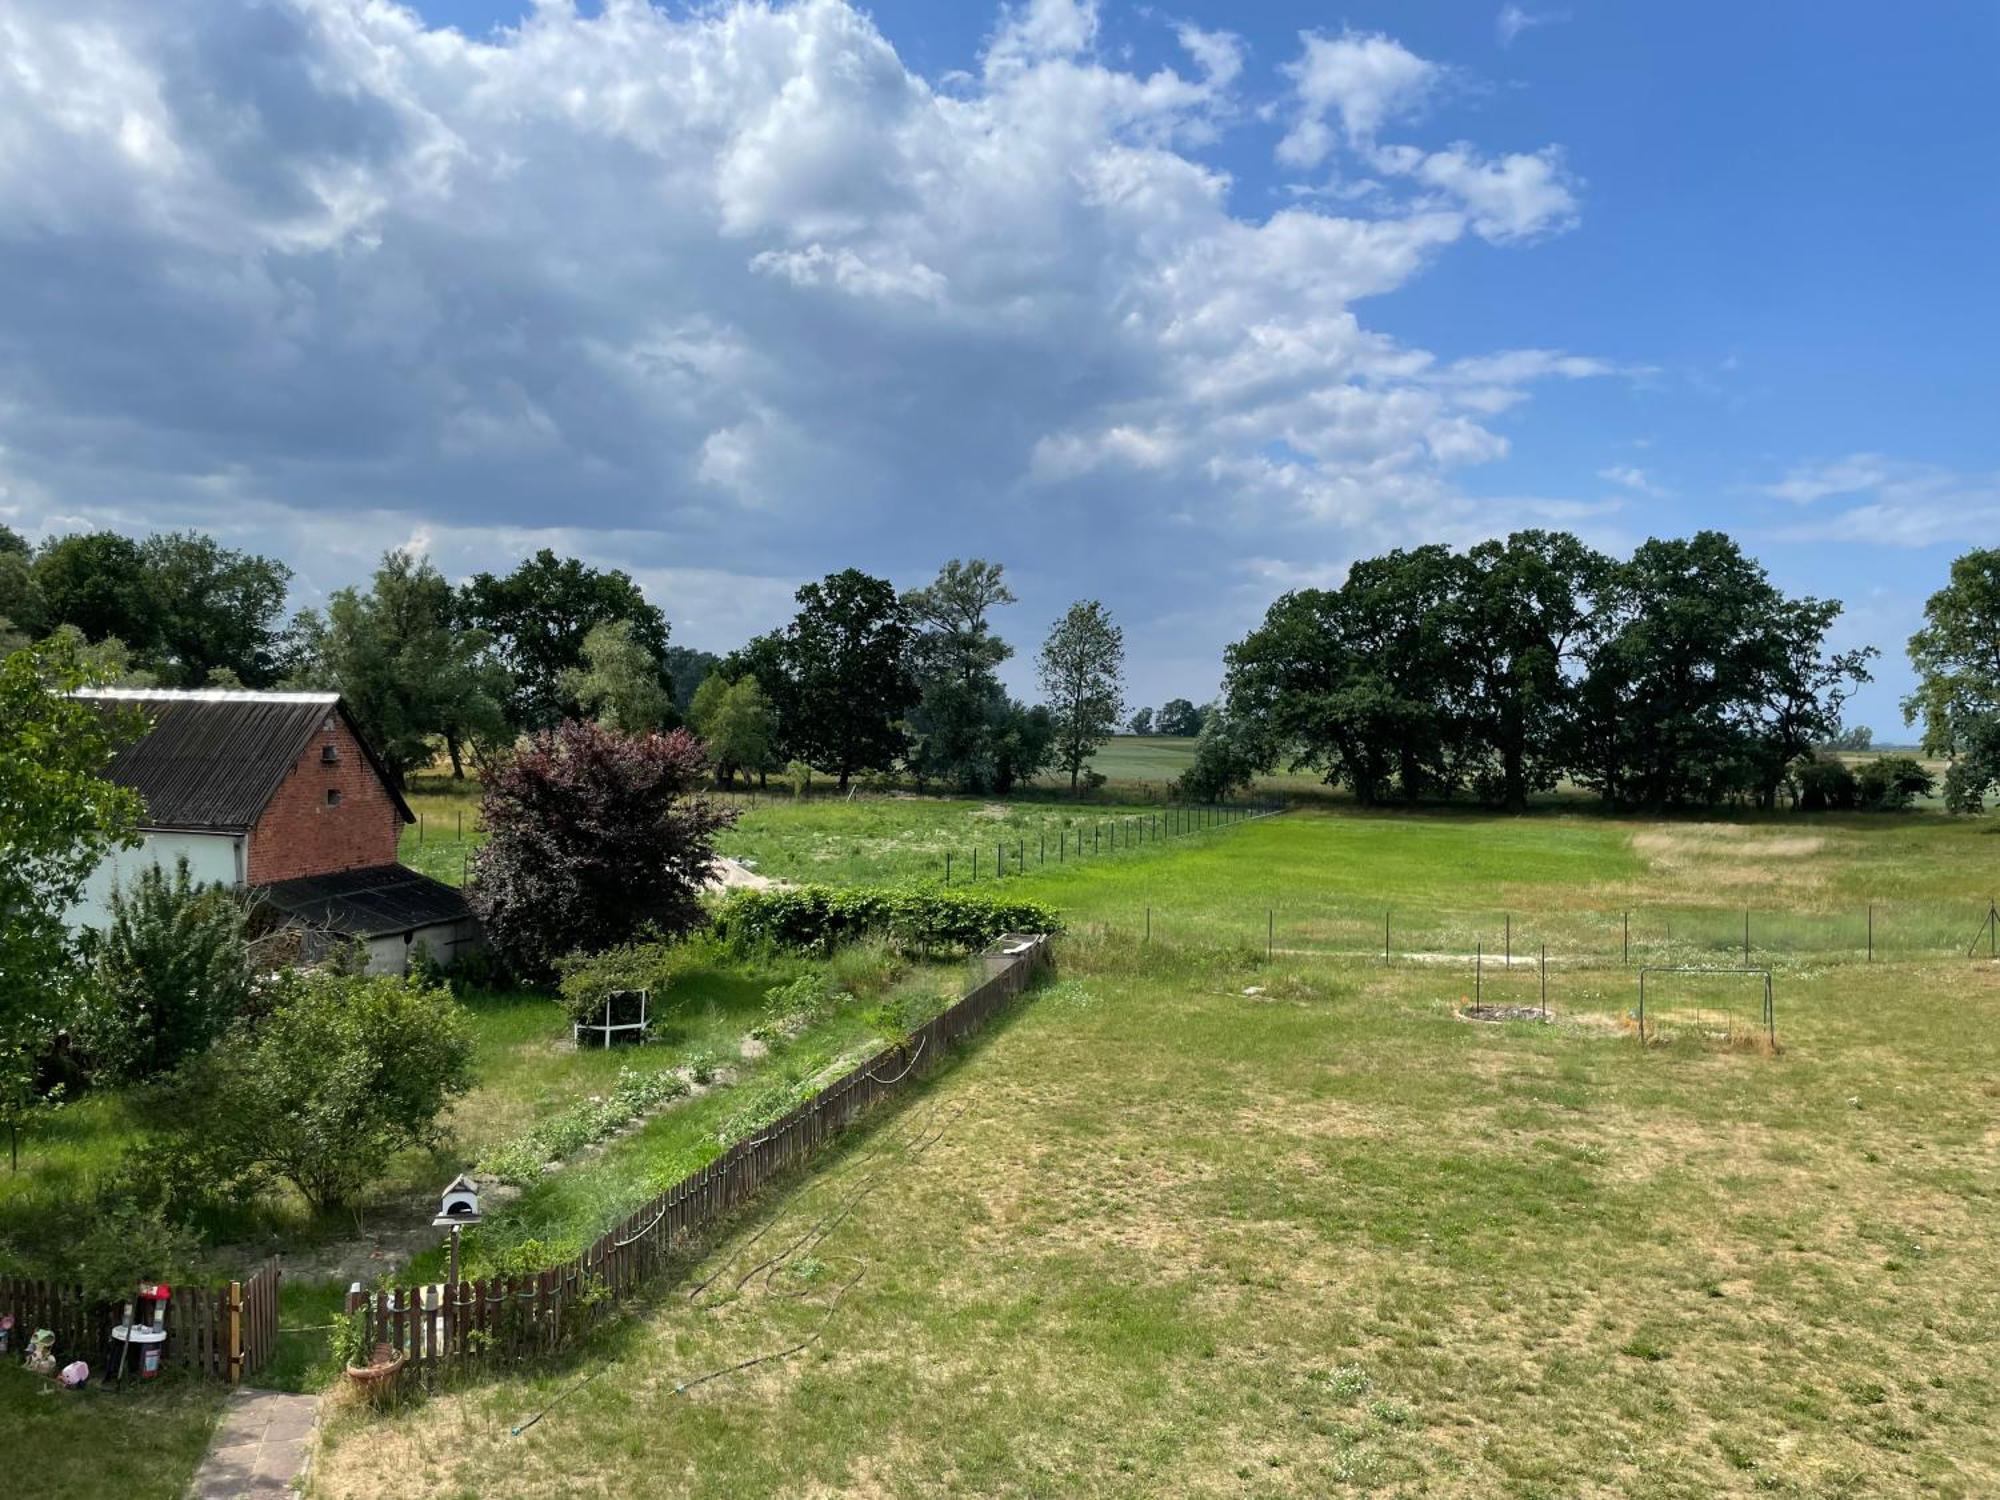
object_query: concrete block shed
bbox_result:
[69,688,475,973]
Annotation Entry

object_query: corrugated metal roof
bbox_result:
[76,689,414,831]
[254,864,472,938]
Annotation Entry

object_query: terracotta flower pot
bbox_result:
[344,1342,407,1403]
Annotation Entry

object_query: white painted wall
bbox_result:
[364,919,481,976]
[70,830,244,930]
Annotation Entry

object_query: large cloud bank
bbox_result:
[0,0,1604,667]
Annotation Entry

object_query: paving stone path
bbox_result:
[187,1388,318,1498]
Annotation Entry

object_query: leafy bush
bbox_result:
[469,720,735,982]
[478,1064,690,1185]
[160,969,473,1216]
[715,884,1059,954]
[1795,754,1858,811]
[67,1199,204,1305]
[79,857,253,1083]
[1855,754,1936,811]
[556,940,679,1026]
[0,1162,203,1301]
[751,974,837,1043]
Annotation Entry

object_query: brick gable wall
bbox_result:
[246,713,403,884]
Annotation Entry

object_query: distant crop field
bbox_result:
[1031,734,1342,799]
[322,806,2000,1498]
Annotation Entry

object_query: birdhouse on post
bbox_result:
[433,1174,482,1228]
[434,1174,482,1288]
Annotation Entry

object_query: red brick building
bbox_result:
[72,689,476,972]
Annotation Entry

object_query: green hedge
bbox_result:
[716,884,1061,954]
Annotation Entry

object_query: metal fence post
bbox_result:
[1384,908,1391,962]
[1475,940,1483,1007]
[945,851,952,885]
[1505,912,1512,967]
[1867,903,1873,962]
[1540,943,1548,1019]
[1145,906,1151,945]
[1743,908,1751,965]
[1623,911,1629,966]
[1267,908,1273,961]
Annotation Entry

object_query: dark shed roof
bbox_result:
[255,864,472,939]
[77,689,414,831]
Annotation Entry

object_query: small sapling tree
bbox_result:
[169,968,473,1217]
[1038,600,1126,793]
[80,857,253,1083]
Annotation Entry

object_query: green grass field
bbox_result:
[309,807,2000,1499]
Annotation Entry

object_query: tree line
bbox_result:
[1184,529,1886,812]
[0,525,1135,796]
[16,515,2000,815]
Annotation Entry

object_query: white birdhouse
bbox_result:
[432,1173,482,1228]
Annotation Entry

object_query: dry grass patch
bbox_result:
[311,817,2000,1499]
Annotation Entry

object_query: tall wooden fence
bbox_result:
[0,1257,280,1383]
[348,932,1053,1374]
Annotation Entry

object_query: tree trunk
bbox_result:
[446,733,465,780]
[1503,742,1526,814]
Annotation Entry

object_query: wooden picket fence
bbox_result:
[348,932,1053,1373]
[0,1257,280,1383]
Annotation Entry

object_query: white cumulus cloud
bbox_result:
[0,0,1617,683]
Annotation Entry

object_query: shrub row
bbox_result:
[715,884,1061,954]
[478,1064,692,1186]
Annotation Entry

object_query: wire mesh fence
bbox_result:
[1099,896,2000,971]
[938,801,1281,884]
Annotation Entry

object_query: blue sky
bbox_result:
[2,1,1994,731]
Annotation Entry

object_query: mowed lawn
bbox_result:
[313,812,2000,1499]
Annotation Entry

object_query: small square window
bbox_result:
[321,743,340,764]
[325,789,343,807]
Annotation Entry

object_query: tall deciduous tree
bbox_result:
[290,550,510,783]
[718,631,799,783]
[783,569,918,791]
[0,639,143,1167]
[460,550,671,730]
[560,618,674,733]
[1155,698,1205,737]
[1456,530,1608,812]
[688,673,775,787]
[903,558,1017,792]
[1905,548,2000,811]
[469,721,734,981]
[1038,600,1125,792]
[1575,532,1869,809]
[0,524,42,647]
[32,532,161,653]
[661,645,721,715]
[1225,587,1399,804]
[136,531,293,687]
